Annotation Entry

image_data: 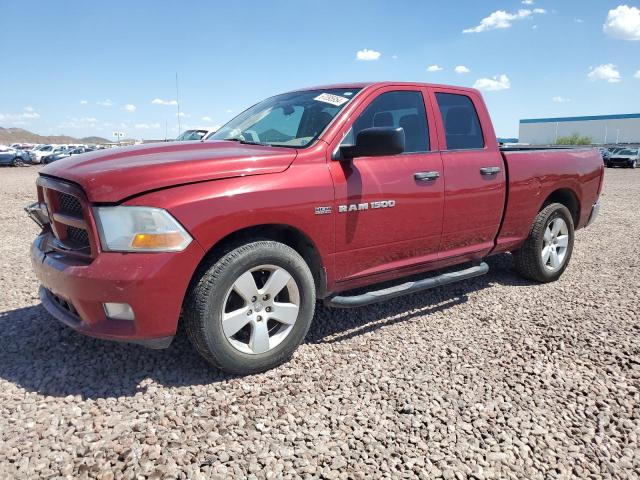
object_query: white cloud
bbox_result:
[463,8,545,33]
[177,112,188,117]
[56,116,98,130]
[226,109,233,113]
[80,100,88,105]
[634,70,640,79]
[21,106,39,118]
[0,107,41,124]
[473,74,511,91]
[588,64,622,83]
[201,116,213,122]
[603,5,640,41]
[552,96,571,103]
[575,18,583,24]
[391,54,398,60]
[454,65,470,74]
[123,104,136,113]
[134,123,161,129]
[427,65,443,72]
[522,0,534,4]
[97,99,114,107]
[151,98,178,106]
[356,49,381,61]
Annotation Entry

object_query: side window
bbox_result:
[435,93,484,150]
[345,90,430,153]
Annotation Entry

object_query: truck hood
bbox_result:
[41,141,297,202]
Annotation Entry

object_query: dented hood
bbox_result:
[41,141,297,202]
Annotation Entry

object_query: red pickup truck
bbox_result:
[28,82,603,374]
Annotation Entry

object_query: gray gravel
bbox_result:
[1,165,639,479]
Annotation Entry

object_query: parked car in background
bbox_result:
[606,148,639,168]
[0,145,30,166]
[42,147,89,164]
[175,128,217,141]
[30,145,70,164]
[10,143,35,151]
[598,148,611,163]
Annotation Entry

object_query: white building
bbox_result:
[519,113,640,145]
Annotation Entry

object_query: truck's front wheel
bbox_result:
[513,203,575,283]
[184,241,315,375]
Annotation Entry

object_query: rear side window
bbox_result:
[436,93,484,150]
[347,90,430,153]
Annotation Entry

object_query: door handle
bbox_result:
[414,171,440,181]
[480,166,501,176]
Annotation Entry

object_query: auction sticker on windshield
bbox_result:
[314,93,349,106]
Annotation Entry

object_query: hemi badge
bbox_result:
[315,206,332,215]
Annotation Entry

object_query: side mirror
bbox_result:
[339,127,405,159]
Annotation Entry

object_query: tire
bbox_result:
[184,241,315,374]
[513,203,575,283]
[12,157,24,167]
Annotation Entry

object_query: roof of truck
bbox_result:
[290,81,479,93]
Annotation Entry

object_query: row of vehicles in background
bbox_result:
[598,146,640,169]
[0,143,108,167]
[2,128,218,167]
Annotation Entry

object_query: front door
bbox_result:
[328,87,444,282]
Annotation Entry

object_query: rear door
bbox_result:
[429,88,506,259]
[328,86,444,282]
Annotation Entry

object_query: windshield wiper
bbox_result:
[224,138,271,146]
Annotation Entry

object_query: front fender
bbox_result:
[124,162,335,273]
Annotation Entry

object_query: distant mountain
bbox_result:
[0,127,110,145]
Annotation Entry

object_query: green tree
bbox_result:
[556,133,593,145]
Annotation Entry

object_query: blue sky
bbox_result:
[1,1,639,139]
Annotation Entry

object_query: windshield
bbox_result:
[176,129,208,141]
[618,149,638,155]
[210,88,361,148]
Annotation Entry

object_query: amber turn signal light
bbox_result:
[131,232,186,249]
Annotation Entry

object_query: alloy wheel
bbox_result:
[221,265,300,355]
[541,217,569,272]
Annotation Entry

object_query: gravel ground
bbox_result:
[0,165,638,479]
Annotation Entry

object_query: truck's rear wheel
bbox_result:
[513,203,574,283]
[184,241,315,374]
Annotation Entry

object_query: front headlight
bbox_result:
[93,206,192,252]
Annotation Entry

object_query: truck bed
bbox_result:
[494,147,603,253]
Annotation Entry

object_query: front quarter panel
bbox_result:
[125,156,335,282]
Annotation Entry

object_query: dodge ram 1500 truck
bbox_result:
[27,82,604,374]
